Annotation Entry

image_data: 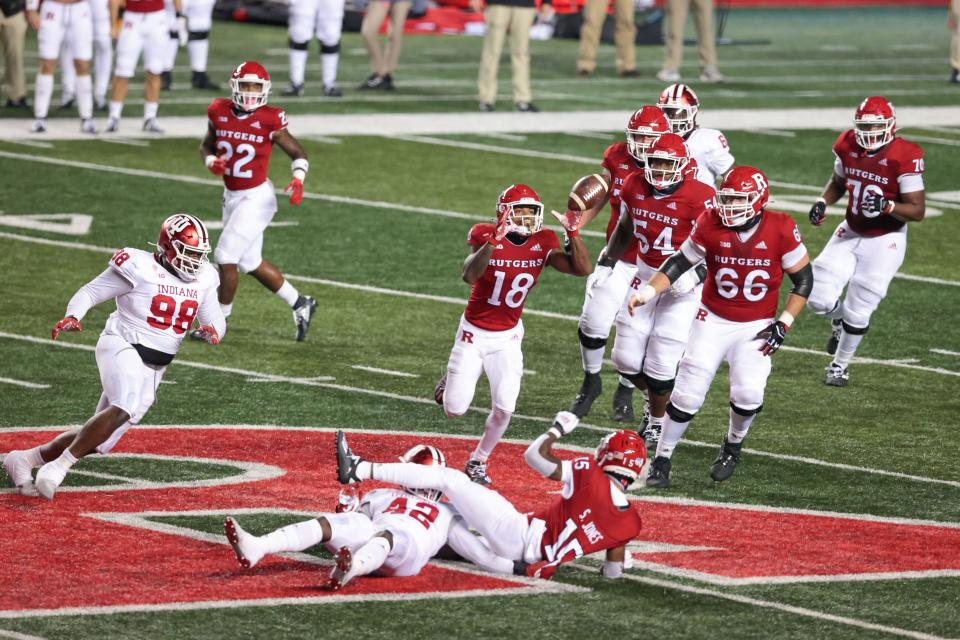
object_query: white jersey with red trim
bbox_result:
[685,127,735,188]
[361,488,456,570]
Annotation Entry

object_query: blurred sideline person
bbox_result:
[57,0,109,110]
[0,0,28,108]
[473,0,553,112]
[358,0,411,91]
[657,0,722,84]
[576,0,636,77]
[950,0,959,82]
[283,0,344,97]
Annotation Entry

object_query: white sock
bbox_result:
[289,49,307,85]
[472,408,511,462]
[258,518,325,554]
[347,536,391,581]
[60,50,75,99]
[655,415,690,459]
[320,52,338,88]
[276,280,300,307]
[188,38,208,72]
[220,302,233,318]
[34,74,54,119]
[143,101,158,121]
[648,414,664,431]
[95,38,112,101]
[55,449,78,470]
[580,344,604,374]
[727,408,755,443]
[833,330,865,368]
[108,100,123,121]
[165,36,179,71]
[76,74,93,119]
[25,446,45,467]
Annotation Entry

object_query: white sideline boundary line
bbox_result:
[567,562,955,640]
[0,631,50,640]
[0,377,49,389]
[351,365,419,378]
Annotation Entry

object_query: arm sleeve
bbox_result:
[196,281,227,337]
[446,520,515,574]
[833,154,845,179]
[65,268,134,320]
[523,433,560,478]
[786,262,814,298]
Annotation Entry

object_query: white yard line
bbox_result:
[0,630,50,640]
[930,349,960,358]
[898,134,960,147]
[1,139,54,149]
[0,377,49,389]
[96,138,151,147]
[568,563,954,640]
[351,365,419,378]
[748,129,797,138]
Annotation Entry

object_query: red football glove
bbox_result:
[194,324,220,345]
[51,316,82,340]
[285,177,304,205]
[551,209,582,237]
[205,155,226,176]
[525,560,559,580]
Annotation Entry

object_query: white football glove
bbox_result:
[548,411,579,438]
[669,266,700,297]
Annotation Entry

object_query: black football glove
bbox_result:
[864,193,894,216]
[756,321,788,356]
[809,198,827,226]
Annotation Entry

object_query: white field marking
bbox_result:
[627,541,721,554]
[246,375,336,383]
[350,365,419,378]
[5,106,960,140]
[0,151,607,240]
[568,563,955,640]
[396,134,597,164]
[565,130,614,140]
[0,449,284,495]
[898,134,960,147]
[300,135,342,145]
[0,377,49,389]
[204,220,299,231]
[522,369,537,375]
[0,139,54,149]
[0,630,50,640]
[0,213,92,235]
[911,126,960,136]
[68,469,139,483]
[929,190,960,202]
[97,138,151,147]
[159,379,176,384]
[931,348,960,358]
[891,273,960,288]
[748,129,796,138]
[479,132,527,142]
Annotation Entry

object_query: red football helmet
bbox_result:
[596,430,646,485]
[643,132,689,190]
[657,83,700,137]
[496,184,543,236]
[625,105,670,163]
[157,213,211,282]
[399,444,446,502]
[717,166,770,228]
[853,96,896,152]
[230,61,271,111]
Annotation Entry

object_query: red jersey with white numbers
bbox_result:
[207,98,288,191]
[833,131,924,237]
[692,209,805,322]
[124,0,164,13]
[464,225,561,331]
[619,172,716,269]
[601,143,642,265]
[532,457,642,565]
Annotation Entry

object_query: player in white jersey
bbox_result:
[183,0,219,89]
[1,214,224,500]
[282,0,345,97]
[26,0,96,133]
[222,445,517,590]
[160,0,186,90]
[657,83,734,188]
[58,0,111,110]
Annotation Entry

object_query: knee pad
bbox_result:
[730,402,763,417]
[841,320,869,336]
[319,40,340,54]
[168,30,179,39]
[288,38,310,51]
[666,402,696,423]
[643,372,675,396]
[619,371,644,389]
[578,328,607,351]
[188,30,209,41]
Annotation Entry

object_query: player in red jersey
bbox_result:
[599,133,716,451]
[336,416,645,580]
[806,96,925,387]
[568,105,669,425]
[434,184,591,484]
[626,167,813,487]
[195,61,319,342]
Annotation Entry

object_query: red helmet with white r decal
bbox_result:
[230,61,271,111]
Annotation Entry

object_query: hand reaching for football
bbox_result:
[51,316,82,340]
[551,209,582,237]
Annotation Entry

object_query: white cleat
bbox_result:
[3,450,39,496]
[656,69,681,83]
[325,546,356,591]
[80,118,98,134]
[623,550,635,570]
[30,119,47,133]
[34,460,67,500]
[224,517,264,569]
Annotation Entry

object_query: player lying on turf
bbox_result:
[224,444,518,590]
[433,184,591,485]
[2,214,224,500]
[337,414,645,580]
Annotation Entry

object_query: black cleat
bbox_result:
[359,73,384,90]
[434,371,446,406]
[335,431,363,484]
[646,456,671,488]
[323,85,342,98]
[380,74,395,91]
[514,101,539,113]
[293,295,318,341]
[824,362,849,387]
[464,459,492,485]
[191,70,220,90]
[479,102,495,112]
[709,437,743,482]
[611,382,635,422]
[282,82,304,97]
[826,318,842,355]
[569,372,602,418]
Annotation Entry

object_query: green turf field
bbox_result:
[2,6,959,640]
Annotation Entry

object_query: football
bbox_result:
[568,174,610,212]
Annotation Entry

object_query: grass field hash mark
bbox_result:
[0,377,49,389]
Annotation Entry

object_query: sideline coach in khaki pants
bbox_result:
[577,0,636,76]
[0,0,28,107]
[657,0,723,83]
[473,0,553,112]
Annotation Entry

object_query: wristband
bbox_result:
[815,197,826,206]
[291,158,309,182]
[547,426,563,440]
[566,227,579,238]
[883,200,895,215]
[204,154,218,168]
[777,311,795,328]
[638,284,657,301]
